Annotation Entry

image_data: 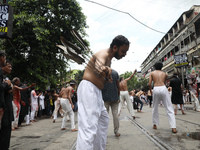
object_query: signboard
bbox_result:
[0,5,13,38]
[174,53,189,68]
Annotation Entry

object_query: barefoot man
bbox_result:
[59,80,78,132]
[76,35,130,150]
[118,69,137,119]
[148,61,177,133]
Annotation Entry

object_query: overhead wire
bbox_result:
[84,0,166,34]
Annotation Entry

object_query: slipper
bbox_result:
[115,133,121,137]
[133,116,136,120]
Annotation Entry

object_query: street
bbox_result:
[10,103,200,150]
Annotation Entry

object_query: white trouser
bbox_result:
[152,85,176,128]
[53,99,64,120]
[118,91,135,116]
[60,98,75,129]
[12,101,20,128]
[25,107,31,125]
[77,80,109,150]
[191,91,200,111]
[31,103,38,121]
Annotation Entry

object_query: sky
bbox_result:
[69,0,200,75]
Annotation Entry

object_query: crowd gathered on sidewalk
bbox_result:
[1,35,200,150]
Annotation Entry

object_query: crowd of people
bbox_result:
[0,50,79,149]
[1,34,200,150]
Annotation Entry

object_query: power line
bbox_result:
[84,0,166,34]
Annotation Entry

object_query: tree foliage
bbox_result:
[120,71,149,91]
[0,0,88,90]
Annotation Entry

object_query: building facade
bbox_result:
[141,5,200,86]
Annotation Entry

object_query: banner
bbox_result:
[0,5,13,38]
[174,53,189,68]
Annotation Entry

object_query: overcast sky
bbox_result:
[69,0,200,75]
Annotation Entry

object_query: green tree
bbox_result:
[74,69,84,85]
[0,0,88,90]
[120,71,148,91]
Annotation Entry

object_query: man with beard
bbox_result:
[77,35,130,150]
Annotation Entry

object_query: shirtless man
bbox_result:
[148,61,177,133]
[118,69,137,119]
[135,90,144,112]
[59,80,78,131]
[76,35,130,150]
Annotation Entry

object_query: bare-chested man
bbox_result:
[148,61,177,133]
[59,80,78,132]
[118,69,137,119]
[76,35,130,150]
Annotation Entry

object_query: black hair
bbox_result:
[110,35,130,48]
[154,61,163,70]
[119,77,124,82]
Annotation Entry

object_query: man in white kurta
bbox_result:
[30,87,39,122]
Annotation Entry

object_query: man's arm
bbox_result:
[68,88,74,109]
[125,69,137,81]
[148,73,153,95]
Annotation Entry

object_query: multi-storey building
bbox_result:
[141,5,200,86]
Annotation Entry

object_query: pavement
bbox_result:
[10,103,200,150]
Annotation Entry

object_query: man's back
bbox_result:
[119,80,128,91]
[150,70,167,86]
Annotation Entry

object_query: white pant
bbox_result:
[60,98,75,129]
[30,103,38,121]
[118,91,135,116]
[12,101,20,129]
[191,91,200,111]
[77,80,109,150]
[53,100,63,120]
[152,85,176,128]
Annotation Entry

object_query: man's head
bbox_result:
[2,60,12,74]
[70,80,77,88]
[154,61,163,70]
[0,50,6,67]
[110,35,130,60]
[12,77,20,86]
[119,77,124,82]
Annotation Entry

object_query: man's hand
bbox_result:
[21,101,26,106]
[31,83,36,87]
[134,69,137,74]
[5,80,11,86]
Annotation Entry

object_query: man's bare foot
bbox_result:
[115,133,121,137]
[182,112,186,115]
[61,128,67,130]
[15,127,21,129]
[12,128,16,131]
[53,120,55,123]
[67,120,70,122]
[172,128,178,133]
[71,129,78,132]
[153,125,157,129]
[133,116,136,120]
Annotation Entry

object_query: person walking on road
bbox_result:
[148,61,177,133]
[77,35,130,150]
[169,73,186,115]
[59,80,78,132]
[102,69,121,137]
[118,69,137,119]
